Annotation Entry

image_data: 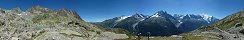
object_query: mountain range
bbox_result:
[1,5,244,40]
[94,10,219,36]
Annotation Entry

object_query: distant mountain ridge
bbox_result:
[94,10,219,36]
[174,14,219,32]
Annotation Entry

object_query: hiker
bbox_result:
[137,33,141,40]
[147,32,151,40]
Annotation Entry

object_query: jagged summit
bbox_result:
[151,10,168,17]
[27,6,49,13]
[150,11,177,20]
[27,6,83,20]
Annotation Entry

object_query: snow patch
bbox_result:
[207,21,210,23]
[187,14,191,18]
[176,20,183,28]
[117,16,131,22]
[120,16,131,20]
[132,19,145,30]
[134,14,145,18]
[180,16,184,19]
[138,14,145,18]
[197,19,201,20]
[113,16,131,27]
[151,13,160,17]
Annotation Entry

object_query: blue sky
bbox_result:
[0,0,243,22]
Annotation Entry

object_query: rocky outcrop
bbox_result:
[0,6,129,40]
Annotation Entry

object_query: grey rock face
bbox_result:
[0,6,128,40]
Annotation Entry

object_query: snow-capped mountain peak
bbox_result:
[199,14,216,23]
[200,14,213,21]
[150,10,169,18]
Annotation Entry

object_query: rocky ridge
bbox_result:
[0,6,129,40]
